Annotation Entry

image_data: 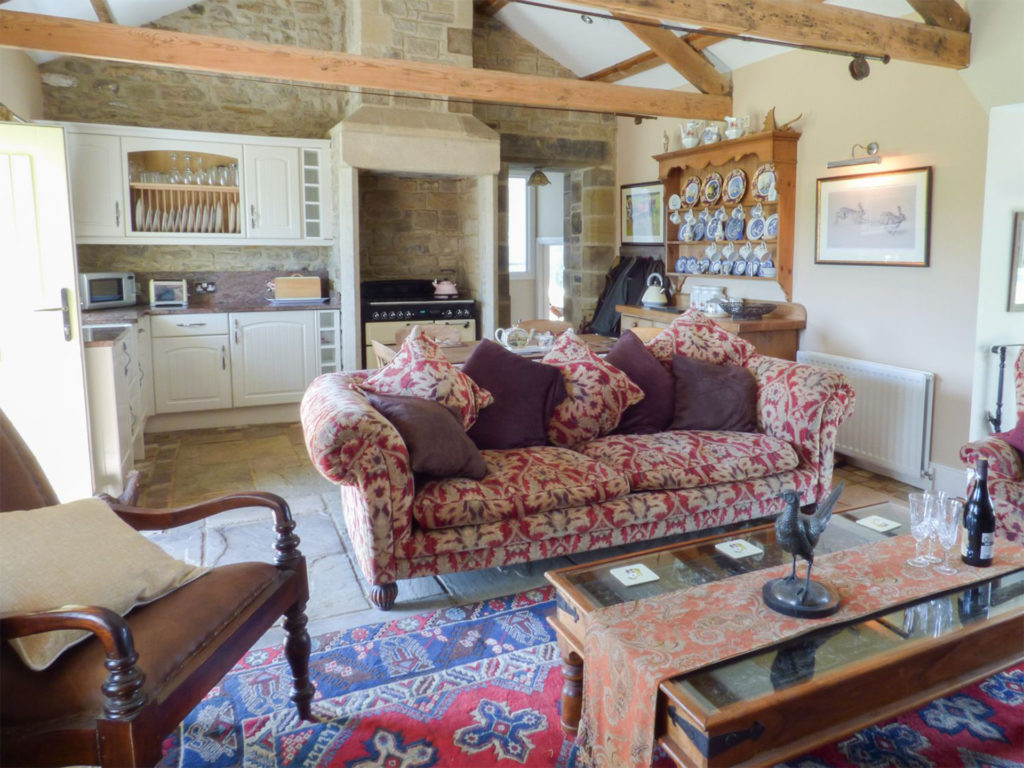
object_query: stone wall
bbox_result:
[40,1,346,138]
[358,172,478,291]
[77,244,331,283]
[39,0,617,328]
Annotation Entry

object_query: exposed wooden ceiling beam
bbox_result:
[614,13,729,94]
[905,0,970,31]
[475,0,511,15]
[585,0,825,83]
[583,49,660,82]
[0,11,732,119]
[88,0,116,24]
[571,0,970,69]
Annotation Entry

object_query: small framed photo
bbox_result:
[621,181,664,245]
[815,167,932,267]
[1009,211,1024,311]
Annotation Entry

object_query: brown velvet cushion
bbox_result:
[463,339,567,450]
[605,331,675,434]
[367,393,487,479]
[670,355,758,432]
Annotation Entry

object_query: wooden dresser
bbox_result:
[616,302,806,360]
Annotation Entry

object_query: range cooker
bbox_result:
[361,279,477,367]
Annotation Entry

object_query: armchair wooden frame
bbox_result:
[0,413,316,768]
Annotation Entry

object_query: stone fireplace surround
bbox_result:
[330,106,500,371]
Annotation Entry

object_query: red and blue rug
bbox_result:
[159,587,1023,767]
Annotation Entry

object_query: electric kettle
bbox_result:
[641,273,668,307]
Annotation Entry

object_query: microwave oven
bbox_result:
[79,272,137,310]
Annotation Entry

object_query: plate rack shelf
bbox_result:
[655,130,800,301]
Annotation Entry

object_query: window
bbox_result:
[508,173,534,277]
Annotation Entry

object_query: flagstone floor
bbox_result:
[135,422,919,645]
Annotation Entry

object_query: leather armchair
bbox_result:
[0,411,316,767]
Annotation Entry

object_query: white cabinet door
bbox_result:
[243,146,301,239]
[66,132,124,238]
[152,335,232,412]
[230,311,317,407]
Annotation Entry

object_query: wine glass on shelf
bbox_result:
[195,155,208,185]
[906,492,934,567]
[934,496,962,575]
[182,154,195,184]
[168,153,181,184]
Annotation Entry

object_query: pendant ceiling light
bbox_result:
[527,168,550,187]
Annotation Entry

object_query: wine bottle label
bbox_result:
[979,532,994,560]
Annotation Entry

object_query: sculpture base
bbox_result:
[763,577,840,619]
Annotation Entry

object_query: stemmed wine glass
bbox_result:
[907,492,935,567]
[182,154,195,184]
[934,496,962,575]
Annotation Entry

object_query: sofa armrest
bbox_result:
[300,373,414,586]
[747,354,856,503]
[959,436,1023,482]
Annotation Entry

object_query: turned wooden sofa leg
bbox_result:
[371,583,398,610]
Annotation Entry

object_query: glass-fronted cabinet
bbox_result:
[124,139,242,237]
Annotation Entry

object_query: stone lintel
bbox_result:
[333,105,500,176]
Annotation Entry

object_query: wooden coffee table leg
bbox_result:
[559,647,584,735]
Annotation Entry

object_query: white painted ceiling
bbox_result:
[4,0,926,90]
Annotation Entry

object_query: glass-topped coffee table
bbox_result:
[545,501,1024,767]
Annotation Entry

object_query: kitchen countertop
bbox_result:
[80,292,340,345]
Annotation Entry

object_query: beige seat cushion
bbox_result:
[412,446,631,530]
[0,498,207,670]
[578,431,800,492]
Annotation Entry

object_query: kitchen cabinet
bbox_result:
[316,310,341,374]
[243,146,301,239]
[54,122,330,245]
[151,314,232,412]
[229,311,317,407]
[66,132,124,238]
[85,326,142,495]
[655,130,799,301]
[134,316,155,426]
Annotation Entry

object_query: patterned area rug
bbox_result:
[159,587,1024,767]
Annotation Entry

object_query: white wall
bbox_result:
[0,49,43,120]
[969,105,1024,437]
[615,3,1024,477]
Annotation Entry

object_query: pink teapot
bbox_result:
[432,278,459,298]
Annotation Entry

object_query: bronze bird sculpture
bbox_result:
[764,483,845,618]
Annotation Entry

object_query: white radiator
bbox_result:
[797,351,935,488]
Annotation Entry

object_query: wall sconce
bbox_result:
[827,142,882,169]
[527,168,551,187]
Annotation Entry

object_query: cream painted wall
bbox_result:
[0,49,43,120]
[615,56,998,474]
[969,105,1024,438]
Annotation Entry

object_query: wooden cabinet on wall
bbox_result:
[655,130,799,301]
[59,121,330,246]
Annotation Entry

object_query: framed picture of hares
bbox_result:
[621,181,664,245]
[1010,211,1024,311]
[815,167,932,267]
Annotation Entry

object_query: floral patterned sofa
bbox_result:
[301,314,855,609]
[959,346,1024,544]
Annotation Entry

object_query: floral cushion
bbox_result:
[411,446,630,530]
[647,309,758,368]
[542,331,644,447]
[578,431,799,492]
[360,326,493,430]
